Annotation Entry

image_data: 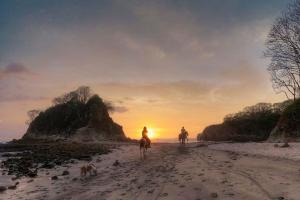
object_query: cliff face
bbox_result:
[198,102,282,142]
[268,99,300,142]
[23,95,126,141]
[199,124,235,141]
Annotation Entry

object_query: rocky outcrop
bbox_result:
[268,99,300,142]
[198,124,235,141]
[198,102,281,142]
[23,94,126,141]
[0,142,110,178]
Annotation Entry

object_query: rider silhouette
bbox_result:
[142,126,151,148]
[179,127,188,144]
[181,127,188,137]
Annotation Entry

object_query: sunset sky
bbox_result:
[0,0,292,141]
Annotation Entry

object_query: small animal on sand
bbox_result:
[139,138,148,160]
[80,163,97,176]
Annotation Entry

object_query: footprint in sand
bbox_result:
[210,192,218,198]
[148,189,155,193]
[161,193,168,197]
[225,192,234,196]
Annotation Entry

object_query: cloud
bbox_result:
[3,63,30,74]
[0,63,32,80]
[112,106,129,113]
[94,68,273,108]
[0,63,44,103]
[96,81,212,104]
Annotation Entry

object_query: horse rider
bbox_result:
[179,126,188,143]
[142,126,151,148]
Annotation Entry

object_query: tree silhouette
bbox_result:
[265,0,300,100]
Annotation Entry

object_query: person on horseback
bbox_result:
[142,126,151,148]
[179,126,188,144]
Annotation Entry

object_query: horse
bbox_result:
[139,138,149,160]
[178,132,188,144]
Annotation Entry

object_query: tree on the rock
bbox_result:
[26,109,41,125]
[264,0,300,100]
[52,86,92,105]
[76,86,92,103]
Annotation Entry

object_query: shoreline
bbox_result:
[2,141,300,199]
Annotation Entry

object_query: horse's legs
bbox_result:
[140,147,146,160]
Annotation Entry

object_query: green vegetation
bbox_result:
[199,101,292,142]
[23,86,126,140]
[269,99,300,140]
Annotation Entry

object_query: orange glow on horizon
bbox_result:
[134,126,160,139]
[147,128,156,139]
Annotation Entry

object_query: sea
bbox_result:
[152,138,197,143]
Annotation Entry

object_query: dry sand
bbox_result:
[210,142,300,161]
[2,142,300,200]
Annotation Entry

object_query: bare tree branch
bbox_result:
[264,0,300,100]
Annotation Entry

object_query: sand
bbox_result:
[210,142,300,161]
[1,142,300,200]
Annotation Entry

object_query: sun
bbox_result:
[147,128,156,139]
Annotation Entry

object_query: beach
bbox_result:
[1,142,300,200]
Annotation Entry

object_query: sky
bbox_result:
[0,0,292,141]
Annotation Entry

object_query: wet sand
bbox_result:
[2,142,300,200]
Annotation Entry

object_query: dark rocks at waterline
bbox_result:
[72,177,78,181]
[2,153,14,157]
[0,186,7,192]
[28,170,38,178]
[113,160,120,167]
[51,176,58,180]
[1,142,111,178]
[3,156,37,178]
[41,162,55,169]
[7,185,17,190]
[281,142,290,148]
[62,170,69,176]
[77,155,92,161]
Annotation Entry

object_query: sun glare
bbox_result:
[147,128,156,139]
